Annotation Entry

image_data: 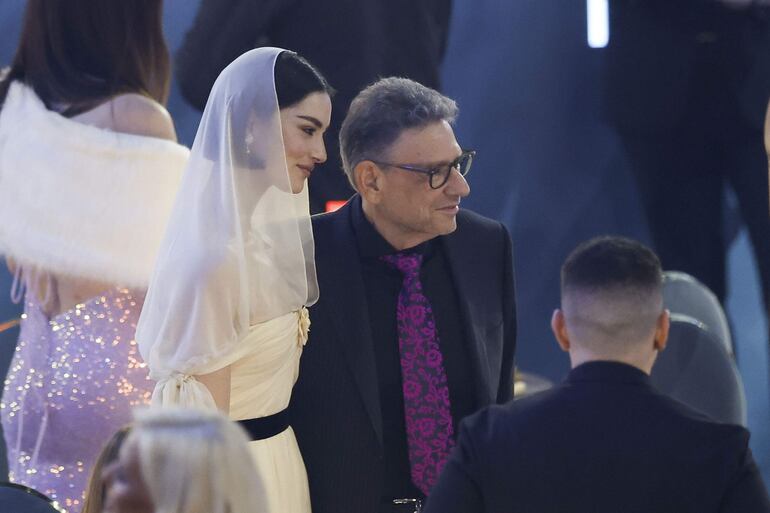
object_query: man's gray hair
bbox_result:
[339,77,459,190]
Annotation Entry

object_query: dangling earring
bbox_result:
[245,132,254,154]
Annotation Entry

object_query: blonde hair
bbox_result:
[82,426,131,513]
[128,407,266,513]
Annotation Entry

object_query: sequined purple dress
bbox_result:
[1,288,152,512]
[0,80,188,513]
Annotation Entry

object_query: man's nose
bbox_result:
[445,167,470,197]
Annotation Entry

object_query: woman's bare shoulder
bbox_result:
[74,93,178,142]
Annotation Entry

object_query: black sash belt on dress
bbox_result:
[237,409,290,441]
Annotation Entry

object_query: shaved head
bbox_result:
[562,287,662,353]
[559,237,664,359]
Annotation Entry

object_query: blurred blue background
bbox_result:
[0,0,767,486]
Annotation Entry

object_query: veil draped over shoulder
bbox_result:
[136,47,318,407]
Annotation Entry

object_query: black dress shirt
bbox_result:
[350,202,477,501]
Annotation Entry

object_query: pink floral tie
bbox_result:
[381,252,455,496]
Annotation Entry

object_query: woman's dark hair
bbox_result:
[274,51,333,109]
[0,0,170,115]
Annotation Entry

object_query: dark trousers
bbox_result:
[620,30,770,312]
[621,119,770,311]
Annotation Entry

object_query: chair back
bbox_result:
[651,314,747,426]
[0,482,63,512]
[663,271,733,355]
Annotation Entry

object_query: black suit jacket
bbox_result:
[290,197,517,513]
[603,0,770,134]
[424,361,770,513]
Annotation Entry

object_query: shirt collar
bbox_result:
[350,195,435,260]
[565,360,652,388]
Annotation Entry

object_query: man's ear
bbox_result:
[354,161,383,203]
[653,309,670,352]
[551,309,570,352]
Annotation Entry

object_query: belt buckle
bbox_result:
[392,498,422,513]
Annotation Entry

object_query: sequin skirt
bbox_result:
[1,289,152,512]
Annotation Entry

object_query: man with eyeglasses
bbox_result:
[290,77,517,513]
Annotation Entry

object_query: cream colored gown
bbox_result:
[228,308,311,513]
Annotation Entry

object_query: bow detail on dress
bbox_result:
[297,307,310,347]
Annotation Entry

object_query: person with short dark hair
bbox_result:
[291,77,517,513]
[423,236,770,513]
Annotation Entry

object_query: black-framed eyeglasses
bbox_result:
[370,149,475,189]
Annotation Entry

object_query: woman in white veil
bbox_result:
[135,47,332,513]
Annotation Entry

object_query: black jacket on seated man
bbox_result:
[424,361,770,513]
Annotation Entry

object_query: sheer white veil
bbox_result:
[136,47,318,392]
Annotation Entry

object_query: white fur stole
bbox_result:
[0,82,190,288]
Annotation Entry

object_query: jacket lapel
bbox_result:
[441,216,495,406]
[317,200,384,450]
